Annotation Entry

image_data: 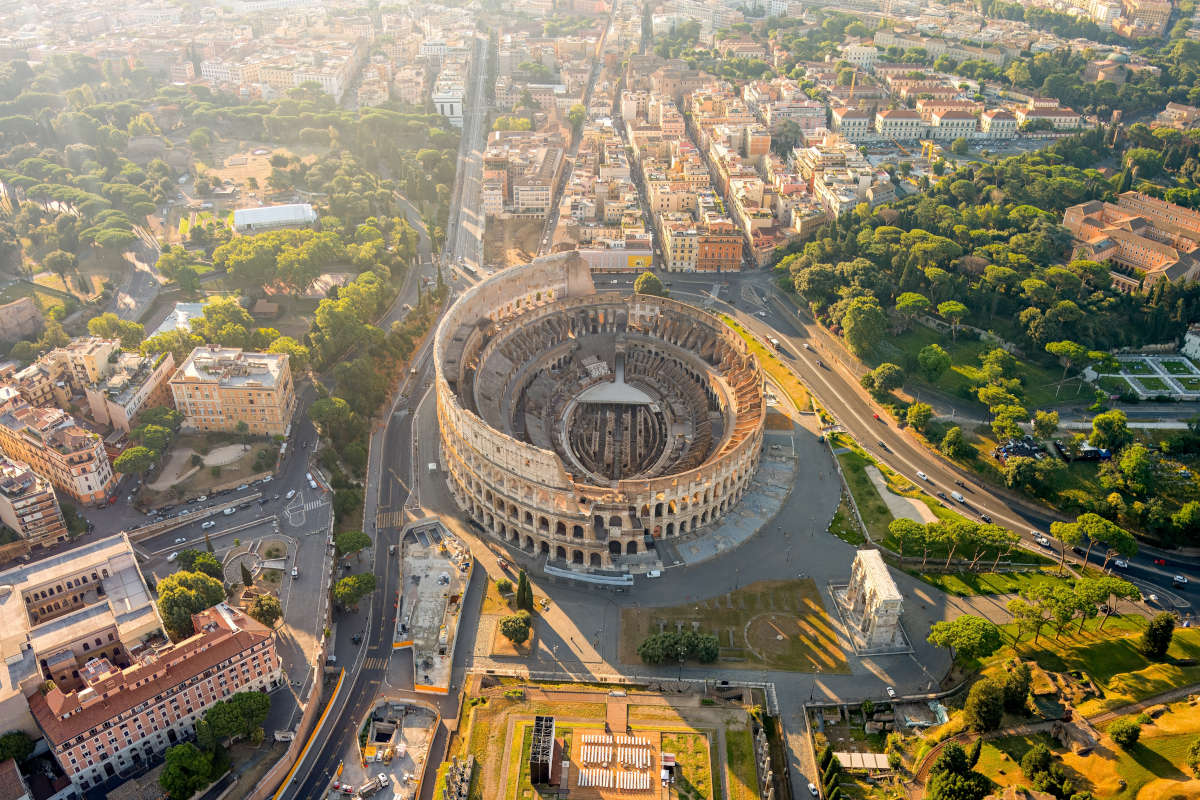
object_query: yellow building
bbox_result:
[169,347,296,436]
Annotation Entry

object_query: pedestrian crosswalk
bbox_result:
[362,656,389,670]
[376,510,406,530]
[302,499,326,512]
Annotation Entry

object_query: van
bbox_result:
[951,491,965,503]
[647,569,662,578]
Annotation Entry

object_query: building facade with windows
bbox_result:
[0,388,116,506]
[30,603,280,793]
[0,455,68,549]
[169,347,295,437]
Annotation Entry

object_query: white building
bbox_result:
[842,45,878,69]
[980,109,1018,138]
[232,204,318,234]
[929,109,977,140]
[831,106,873,142]
[875,109,925,140]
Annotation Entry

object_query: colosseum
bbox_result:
[434,253,766,571]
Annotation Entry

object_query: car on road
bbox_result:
[202,521,216,530]
[886,686,896,698]
[223,507,236,516]
[876,440,889,452]
[286,489,297,500]
[167,552,178,562]
[979,514,992,523]
[1034,534,1052,547]
[378,774,390,788]
[196,495,207,502]
[174,537,186,544]
[816,360,825,368]
[237,484,249,491]
[291,567,299,578]
[1113,559,1128,569]
[351,634,362,645]
[309,478,318,490]
[1154,558,1168,565]
[936,491,948,500]
[802,343,811,350]
[808,782,819,797]
[1174,575,1190,587]
[951,491,965,503]
[916,471,928,482]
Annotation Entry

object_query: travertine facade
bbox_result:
[435,253,765,570]
[843,550,903,649]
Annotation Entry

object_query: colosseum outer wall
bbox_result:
[434,253,766,569]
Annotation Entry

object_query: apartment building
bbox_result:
[56,339,120,392]
[1064,196,1200,291]
[696,216,743,272]
[1014,106,1082,130]
[169,347,296,437]
[0,456,68,550]
[830,106,873,142]
[980,109,1019,138]
[31,603,280,793]
[482,132,566,217]
[0,535,163,741]
[875,109,926,140]
[84,352,175,435]
[0,388,116,506]
[929,110,978,141]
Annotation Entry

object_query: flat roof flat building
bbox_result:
[169,347,296,436]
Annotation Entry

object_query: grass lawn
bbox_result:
[976,723,1200,800]
[620,579,849,673]
[998,616,1200,715]
[909,568,1064,596]
[828,497,866,546]
[875,326,1080,409]
[0,281,66,316]
[1118,359,1155,375]
[1160,359,1196,376]
[1180,376,1200,391]
[662,732,715,800]
[720,314,811,412]
[1097,375,1134,394]
[724,726,760,800]
[1136,376,1170,392]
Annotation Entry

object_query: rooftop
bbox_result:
[171,346,289,390]
[232,203,317,229]
[395,520,470,695]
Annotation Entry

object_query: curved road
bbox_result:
[678,271,1198,609]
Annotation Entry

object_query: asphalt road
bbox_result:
[670,269,1200,609]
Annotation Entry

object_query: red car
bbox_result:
[1154,558,1168,566]
[872,413,880,420]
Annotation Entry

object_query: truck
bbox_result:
[356,777,383,797]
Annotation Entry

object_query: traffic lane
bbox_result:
[748,302,1200,599]
[745,304,1057,537]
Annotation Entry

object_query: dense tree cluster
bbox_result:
[637,630,720,664]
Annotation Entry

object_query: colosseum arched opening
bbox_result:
[434,252,766,572]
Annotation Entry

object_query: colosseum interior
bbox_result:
[434,253,766,571]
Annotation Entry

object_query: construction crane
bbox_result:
[921,140,936,161]
[891,138,911,156]
[848,71,856,104]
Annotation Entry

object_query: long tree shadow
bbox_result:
[1128,742,1187,781]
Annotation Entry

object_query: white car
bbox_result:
[1112,559,1128,569]
[167,552,178,562]
[196,495,207,502]
[378,774,389,787]
[916,471,928,482]
[1034,535,1052,547]
[174,537,186,544]
[309,479,318,490]
[290,567,299,578]
[224,507,236,516]
[237,484,249,491]
[886,686,896,698]
[286,489,297,500]
[1174,575,1189,586]
[808,782,819,797]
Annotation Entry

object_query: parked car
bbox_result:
[808,783,819,797]
[167,552,178,562]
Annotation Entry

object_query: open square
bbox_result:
[620,579,849,673]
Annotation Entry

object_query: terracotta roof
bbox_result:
[30,611,271,746]
[982,110,1016,120]
[0,759,26,800]
[933,110,977,120]
[876,109,922,119]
